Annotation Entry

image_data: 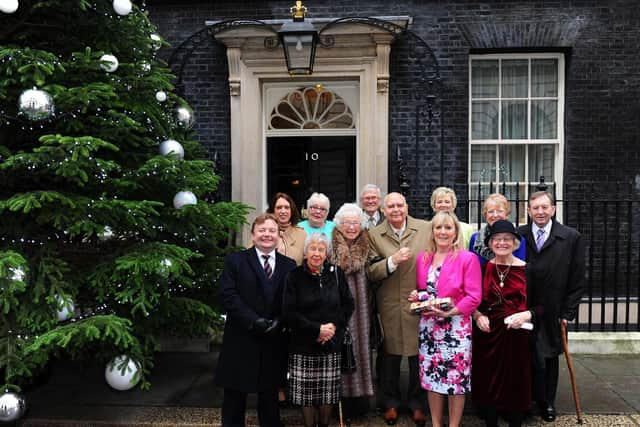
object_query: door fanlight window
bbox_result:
[268,86,355,130]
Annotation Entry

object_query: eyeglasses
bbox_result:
[343,221,361,228]
[491,236,514,243]
[487,209,507,215]
[309,205,327,212]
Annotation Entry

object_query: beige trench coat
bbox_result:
[367,216,431,356]
[278,225,306,266]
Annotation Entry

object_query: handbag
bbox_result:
[341,328,357,373]
[369,290,385,350]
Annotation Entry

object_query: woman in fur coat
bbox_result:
[331,203,374,422]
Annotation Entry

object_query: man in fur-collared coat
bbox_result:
[367,192,431,426]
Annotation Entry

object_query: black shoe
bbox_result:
[542,405,556,422]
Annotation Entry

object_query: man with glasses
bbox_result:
[360,184,384,230]
[298,192,335,237]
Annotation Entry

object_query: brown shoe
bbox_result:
[412,409,427,427]
[383,407,398,425]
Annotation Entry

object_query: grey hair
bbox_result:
[303,232,332,255]
[333,203,366,228]
[360,184,381,198]
[306,192,330,210]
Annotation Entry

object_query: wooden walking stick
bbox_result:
[560,320,584,424]
[338,400,345,427]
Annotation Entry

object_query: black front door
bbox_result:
[267,136,356,218]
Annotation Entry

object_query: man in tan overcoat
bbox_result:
[367,192,431,426]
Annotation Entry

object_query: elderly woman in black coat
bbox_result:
[283,232,355,427]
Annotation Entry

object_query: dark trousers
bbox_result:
[532,355,559,408]
[380,352,425,411]
[222,388,281,427]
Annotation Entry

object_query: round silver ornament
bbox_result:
[0,391,26,422]
[149,34,162,51]
[8,267,25,282]
[18,88,55,121]
[155,90,167,102]
[140,61,151,73]
[112,0,132,16]
[159,139,184,159]
[98,225,114,242]
[55,294,74,322]
[158,258,172,277]
[100,54,119,73]
[175,106,195,129]
[0,0,19,14]
[173,191,197,209]
[105,355,140,391]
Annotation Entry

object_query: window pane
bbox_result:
[472,101,498,139]
[532,59,558,97]
[531,100,557,139]
[498,145,525,182]
[472,60,499,98]
[528,144,555,182]
[502,59,528,98]
[470,145,496,181]
[501,100,527,139]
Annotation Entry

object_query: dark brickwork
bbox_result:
[148,0,640,205]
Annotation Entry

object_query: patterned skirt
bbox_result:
[288,352,341,406]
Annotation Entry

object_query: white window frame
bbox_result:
[468,52,565,223]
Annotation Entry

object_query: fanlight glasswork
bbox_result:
[269,86,354,129]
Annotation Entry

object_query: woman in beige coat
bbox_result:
[267,192,306,266]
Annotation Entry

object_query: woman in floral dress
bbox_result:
[410,211,482,427]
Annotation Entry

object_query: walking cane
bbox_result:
[338,400,345,427]
[560,320,584,424]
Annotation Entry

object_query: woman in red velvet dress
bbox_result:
[471,220,532,427]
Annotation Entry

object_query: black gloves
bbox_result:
[250,318,281,336]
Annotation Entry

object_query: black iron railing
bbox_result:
[456,180,640,332]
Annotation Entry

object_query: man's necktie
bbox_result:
[368,216,376,229]
[536,229,545,251]
[262,254,272,278]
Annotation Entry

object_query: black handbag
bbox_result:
[341,328,357,373]
[369,291,385,350]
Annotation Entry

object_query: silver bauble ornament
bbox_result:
[159,258,172,277]
[8,267,25,282]
[159,139,184,160]
[98,225,114,242]
[18,88,55,121]
[100,54,119,73]
[0,0,19,14]
[55,294,74,322]
[140,61,151,73]
[175,106,195,129]
[112,0,132,16]
[173,191,197,209]
[155,91,167,102]
[0,391,26,422]
[149,34,162,51]
[105,355,140,391]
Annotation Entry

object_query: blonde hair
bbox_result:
[482,193,510,217]
[424,211,463,260]
[430,186,457,210]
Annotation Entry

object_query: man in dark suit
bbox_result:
[215,213,297,427]
[518,191,585,423]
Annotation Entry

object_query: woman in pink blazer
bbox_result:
[409,211,482,427]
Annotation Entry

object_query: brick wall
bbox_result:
[148,0,640,205]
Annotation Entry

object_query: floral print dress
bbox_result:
[418,265,473,395]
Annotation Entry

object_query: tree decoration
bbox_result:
[8,267,25,282]
[0,391,26,422]
[99,54,119,73]
[0,0,19,14]
[140,61,151,73]
[17,88,55,121]
[55,294,74,322]
[97,225,114,242]
[155,90,167,102]
[173,191,197,209]
[104,355,140,391]
[112,0,132,16]
[175,106,195,129]
[159,139,184,159]
[149,34,162,51]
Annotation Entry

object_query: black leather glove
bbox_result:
[250,318,272,335]
[264,318,281,335]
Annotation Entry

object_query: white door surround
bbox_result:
[212,16,411,241]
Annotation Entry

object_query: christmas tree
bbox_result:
[0,0,248,410]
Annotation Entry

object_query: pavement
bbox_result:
[12,349,640,426]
